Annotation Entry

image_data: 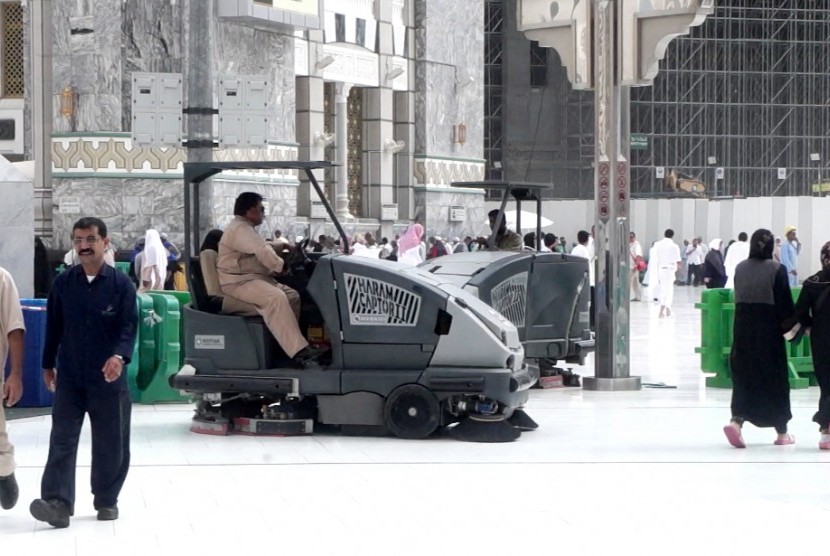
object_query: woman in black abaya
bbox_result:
[702,238,727,289]
[792,241,830,450]
[723,229,796,448]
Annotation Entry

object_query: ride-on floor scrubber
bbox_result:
[169,162,537,442]
[420,182,594,395]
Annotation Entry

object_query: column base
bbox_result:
[581,376,641,391]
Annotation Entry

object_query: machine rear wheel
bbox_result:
[383,385,441,439]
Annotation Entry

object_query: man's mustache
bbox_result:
[79,249,94,255]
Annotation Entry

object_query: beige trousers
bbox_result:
[221,279,307,358]
[0,378,14,476]
[630,268,643,301]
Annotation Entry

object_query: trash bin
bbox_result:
[3,298,53,408]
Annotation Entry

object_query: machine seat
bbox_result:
[190,253,258,317]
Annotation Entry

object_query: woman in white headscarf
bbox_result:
[703,238,727,289]
[135,229,169,292]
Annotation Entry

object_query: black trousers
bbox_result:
[589,285,595,330]
[813,362,830,431]
[687,264,702,286]
[41,383,131,510]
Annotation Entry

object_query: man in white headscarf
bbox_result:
[135,229,168,292]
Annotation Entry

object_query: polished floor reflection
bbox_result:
[1,286,826,555]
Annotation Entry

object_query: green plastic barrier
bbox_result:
[787,287,814,388]
[147,290,191,306]
[115,261,131,275]
[126,293,158,400]
[136,292,188,403]
[694,289,732,388]
[697,286,814,389]
[147,290,191,364]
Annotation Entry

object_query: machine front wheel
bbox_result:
[383,384,441,440]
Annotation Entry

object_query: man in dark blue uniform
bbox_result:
[30,217,137,528]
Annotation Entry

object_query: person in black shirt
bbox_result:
[30,217,137,528]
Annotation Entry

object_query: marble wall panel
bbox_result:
[51,1,128,133]
[52,55,72,94]
[97,53,122,95]
[51,177,185,251]
[124,0,184,61]
[51,2,71,55]
[69,16,96,53]
[121,0,184,129]
[69,53,98,94]
[93,1,122,50]
[121,215,154,237]
[415,0,482,67]
[124,196,141,215]
[75,93,121,132]
[212,20,296,142]
[414,187,485,239]
[413,0,483,157]
[139,195,155,215]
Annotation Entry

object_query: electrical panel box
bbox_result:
[131,73,183,146]
[218,75,269,148]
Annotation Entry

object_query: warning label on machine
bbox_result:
[344,273,421,326]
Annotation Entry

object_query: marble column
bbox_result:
[30,0,54,241]
[394,90,415,221]
[296,74,327,216]
[583,0,639,391]
[363,85,395,222]
[335,82,353,219]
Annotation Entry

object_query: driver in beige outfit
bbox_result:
[217,192,323,366]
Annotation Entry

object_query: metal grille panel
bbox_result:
[2,2,23,98]
[347,87,363,216]
[490,272,528,328]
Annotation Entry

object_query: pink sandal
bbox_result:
[723,424,746,448]
[819,436,830,451]
[774,434,795,446]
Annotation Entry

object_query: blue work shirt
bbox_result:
[42,263,138,391]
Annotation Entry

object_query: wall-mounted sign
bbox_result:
[59,197,81,214]
[630,134,648,150]
[381,204,398,221]
[777,167,787,180]
[449,206,466,222]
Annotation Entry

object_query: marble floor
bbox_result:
[1,286,827,555]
